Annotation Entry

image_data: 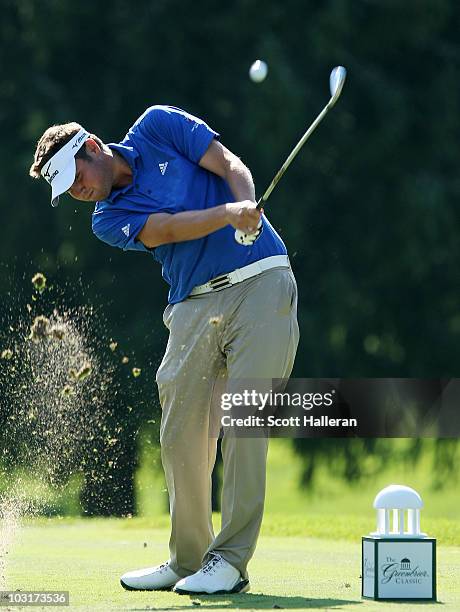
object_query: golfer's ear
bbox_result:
[85,138,101,155]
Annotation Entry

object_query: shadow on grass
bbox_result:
[129,593,361,610]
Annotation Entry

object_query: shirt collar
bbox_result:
[105,143,139,203]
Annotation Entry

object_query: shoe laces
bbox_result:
[158,560,171,574]
[201,553,223,576]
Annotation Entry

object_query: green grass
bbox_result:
[134,439,460,521]
[5,518,460,611]
[2,439,459,610]
[2,440,459,522]
[23,511,460,546]
[257,439,460,520]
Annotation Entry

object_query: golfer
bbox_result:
[29,106,299,594]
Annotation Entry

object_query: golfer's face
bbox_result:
[68,158,112,202]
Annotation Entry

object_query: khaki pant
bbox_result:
[156,266,299,580]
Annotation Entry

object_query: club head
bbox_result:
[329,66,347,106]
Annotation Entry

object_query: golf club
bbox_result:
[235,65,347,245]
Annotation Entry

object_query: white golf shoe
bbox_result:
[173,553,250,595]
[120,560,181,591]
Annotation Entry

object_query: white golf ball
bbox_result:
[249,60,268,83]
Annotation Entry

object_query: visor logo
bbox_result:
[43,162,59,184]
[72,132,87,149]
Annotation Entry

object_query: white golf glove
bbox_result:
[234,219,263,246]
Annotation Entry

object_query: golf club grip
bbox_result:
[256,196,266,211]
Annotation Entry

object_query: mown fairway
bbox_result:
[5,516,460,611]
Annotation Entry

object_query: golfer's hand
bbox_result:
[226,201,262,234]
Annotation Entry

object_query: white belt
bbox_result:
[189,255,290,296]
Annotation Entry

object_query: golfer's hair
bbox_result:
[29,122,104,179]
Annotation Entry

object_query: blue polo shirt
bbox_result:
[92,105,287,303]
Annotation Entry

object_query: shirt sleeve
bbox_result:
[92,209,152,253]
[140,105,219,163]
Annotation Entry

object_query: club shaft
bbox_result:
[256,97,334,210]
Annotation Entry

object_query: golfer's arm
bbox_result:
[136,140,255,249]
[137,207,230,248]
[199,139,256,201]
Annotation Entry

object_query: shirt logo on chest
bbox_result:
[158,162,168,175]
[121,224,130,237]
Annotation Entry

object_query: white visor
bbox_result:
[41,128,90,207]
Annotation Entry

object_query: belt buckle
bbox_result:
[209,273,232,291]
[228,268,243,284]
